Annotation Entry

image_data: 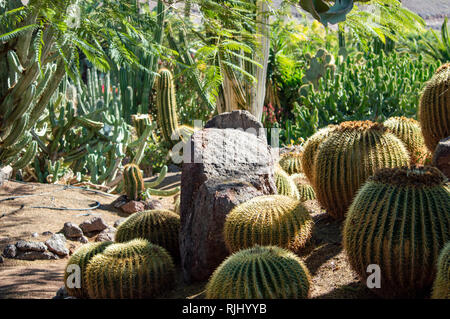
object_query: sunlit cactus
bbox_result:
[274,165,300,200]
[156,68,179,146]
[123,163,145,201]
[278,152,303,175]
[291,173,316,201]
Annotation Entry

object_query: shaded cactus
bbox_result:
[224,195,313,253]
[384,116,428,164]
[173,194,180,214]
[115,210,180,261]
[343,166,450,298]
[274,165,300,200]
[314,121,410,220]
[432,243,450,299]
[85,239,176,299]
[418,66,450,152]
[206,245,311,299]
[64,242,113,298]
[301,125,337,184]
[278,152,303,175]
[156,68,179,146]
[291,173,316,201]
[123,163,145,201]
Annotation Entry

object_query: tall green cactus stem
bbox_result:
[291,173,316,202]
[343,166,450,298]
[314,121,410,220]
[224,195,313,253]
[85,239,176,299]
[156,68,179,146]
[123,163,145,201]
[383,116,428,164]
[64,242,113,299]
[418,66,450,152]
[116,210,181,262]
[432,243,450,299]
[278,152,303,175]
[131,114,155,166]
[274,165,300,200]
[143,165,181,197]
[205,246,311,299]
[301,125,337,184]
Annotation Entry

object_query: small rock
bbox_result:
[78,236,89,244]
[42,231,53,236]
[3,244,17,258]
[113,218,126,228]
[144,199,163,210]
[31,232,39,238]
[96,227,116,242]
[15,240,47,252]
[111,195,128,209]
[15,250,59,260]
[120,200,145,215]
[45,234,69,257]
[0,255,4,263]
[63,222,83,238]
[79,217,108,233]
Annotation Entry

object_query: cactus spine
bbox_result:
[123,163,145,201]
[343,166,450,298]
[418,66,450,152]
[224,195,313,253]
[432,243,450,299]
[278,152,303,175]
[85,239,176,299]
[291,173,316,201]
[156,68,179,146]
[206,246,311,299]
[116,209,181,261]
[314,121,410,220]
[274,165,300,200]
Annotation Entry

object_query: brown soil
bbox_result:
[0,177,376,299]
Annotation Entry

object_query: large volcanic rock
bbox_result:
[180,127,276,283]
[432,136,450,178]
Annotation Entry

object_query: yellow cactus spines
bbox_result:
[274,165,300,200]
[432,243,450,299]
[224,195,313,253]
[291,173,316,201]
[156,68,179,146]
[418,65,450,152]
[383,116,428,164]
[123,163,145,201]
[278,151,303,175]
[205,246,311,299]
[301,125,337,184]
[85,239,176,299]
[435,62,450,75]
[64,242,113,298]
[115,210,180,261]
[343,166,450,298]
[314,120,410,220]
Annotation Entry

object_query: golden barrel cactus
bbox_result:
[291,173,316,201]
[432,242,450,299]
[274,165,300,199]
[343,166,450,298]
[278,152,303,175]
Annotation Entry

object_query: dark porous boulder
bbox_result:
[180,127,276,283]
[432,136,450,178]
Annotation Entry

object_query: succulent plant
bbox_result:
[64,242,113,298]
[205,245,311,299]
[156,68,179,146]
[224,195,313,253]
[115,209,180,261]
[290,173,316,202]
[278,152,303,175]
[302,48,335,88]
[274,165,300,200]
[343,166,450,298]
[173,194,180,214]
[85,239,176,299]
[418,66,450,152]
[123,163,145,201]
[432,242,450,299]
[314,121,410,220]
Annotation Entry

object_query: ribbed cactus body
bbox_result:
[432,242,450,299]
[343,166,450,298]
[224,195,313,253]
[123,163,145,201]
[291,173,316,201]
[64,242,113,298]
[274,165,300,200]
[156,68,179,146]
[301,125,337,184]
[115,210,180,261]
[314,121,410,220]
[384,116,427,164]
[418,66,450,152]
[206,246,311,299]
[278,152,303,175]
[85,239,176,299]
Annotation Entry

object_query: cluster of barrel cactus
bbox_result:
[278,151,303,175]
[274,165,300,199]
[290,173,316,202]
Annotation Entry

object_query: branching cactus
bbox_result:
[343,166,450,298]
[116,209,181,262]
[206,246,311,299]
[302,48,335,88]
[291,173,316,202]
[274,165,300,200]
[224,195,313,253]
[156,68,179,146]
[432,243,450,299]
[85,239,176,299]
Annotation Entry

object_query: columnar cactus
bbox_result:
[156,68,179,146]
[274,165,300,200]
[123,163,145,201]
[85,239,176,299]
[343,166,450,298]
[432,242,450,299]
[290,173,316,201]
[115,210,180,261]
[418,65,450,152]
[205,245,311,299]
[383,116,428,164]
[314,121,410,220]
[301,125,337,184]
[278,152,303,175]
[224,195,313,253]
